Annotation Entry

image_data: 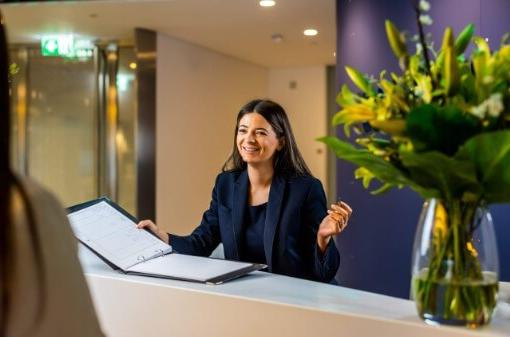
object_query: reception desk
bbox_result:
[79,247,510,337]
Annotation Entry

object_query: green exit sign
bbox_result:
[41,35,93,58]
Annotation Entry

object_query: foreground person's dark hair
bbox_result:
[0,12,45,336]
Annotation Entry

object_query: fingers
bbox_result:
[137,220,169,244]
[327,213,346,231]
[331,214,343,233]
[137,219,157,230]
[327,210,342,223]
[331,201,352,216]
[324,213,345,233]
[329,201,352,224]
[325,200,353,233]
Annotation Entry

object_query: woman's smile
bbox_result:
[242,145,261,154]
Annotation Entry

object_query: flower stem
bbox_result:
[451,200,462,277]
[413,199,498,326]
[414,5,432,77]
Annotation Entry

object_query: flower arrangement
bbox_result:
[320,0,509,327]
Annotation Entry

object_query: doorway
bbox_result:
[9,44,137,214]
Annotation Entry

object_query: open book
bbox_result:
[67,198,266,284]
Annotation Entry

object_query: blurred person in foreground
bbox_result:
[0,11,105,337]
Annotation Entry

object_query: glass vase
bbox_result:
[411,198,499,328]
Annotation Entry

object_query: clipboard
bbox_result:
[67,197,266,284]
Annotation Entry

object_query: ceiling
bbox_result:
[0,0,336,67]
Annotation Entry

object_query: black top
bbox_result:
[242,202,267,264]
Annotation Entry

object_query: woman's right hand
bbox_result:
[137,220,170,244]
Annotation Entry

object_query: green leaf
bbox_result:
[371,183,395,195]
[406,104,480,155]
[456,130,510,203]
[458,63,476,101]
[318,136,433,196]
[400,151,479,200]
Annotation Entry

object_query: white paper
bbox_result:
[127,253,253,283]
[68,201,171,270]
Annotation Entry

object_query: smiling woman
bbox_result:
[138,99,353,283]
[225,99,309,177]
[236,113,283,167]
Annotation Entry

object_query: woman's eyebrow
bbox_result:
[238,125,269,132]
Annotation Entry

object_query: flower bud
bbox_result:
[455,24,474,55]
[444,47,459,96]
[385,20,408,59]
[345,66,375,97]
[441,27,455,51]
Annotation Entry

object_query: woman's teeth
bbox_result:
[243,146,259,153]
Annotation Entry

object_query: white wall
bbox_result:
[267,67,328,191]
[156,34,268,234]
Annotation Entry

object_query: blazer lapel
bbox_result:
[264,174,285,271]
[232,170,249,260]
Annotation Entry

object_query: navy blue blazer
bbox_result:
[170,170,340,283]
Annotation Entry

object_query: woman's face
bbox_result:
[236,112,283,167]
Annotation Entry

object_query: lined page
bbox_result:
[68,201,171,270]
[127,253,254,282]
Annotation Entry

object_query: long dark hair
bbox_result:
[222,99,312,177]
[0,12,45,336]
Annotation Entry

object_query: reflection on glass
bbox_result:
[8,48,28,173]
[8,45,137,212]
[117,47,137,215]
[25,48,97,206]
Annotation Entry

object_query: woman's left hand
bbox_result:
[317,201,353,253]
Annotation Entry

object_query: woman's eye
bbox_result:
[238,129,246,134]
[256,131,267,136]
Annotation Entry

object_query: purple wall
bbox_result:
[335,0,510,298]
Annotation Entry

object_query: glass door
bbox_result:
[9,45,137,213]
[26,47,98,206]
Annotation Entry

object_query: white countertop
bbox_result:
[80,247,510,337]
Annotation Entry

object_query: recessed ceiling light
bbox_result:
[304,29,318,37]
[259,0,276,7]
[129,62,137,70]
